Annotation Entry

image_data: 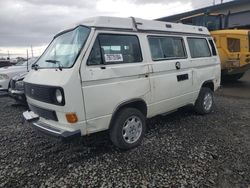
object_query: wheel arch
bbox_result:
[109,98,147,129]
[201,80,215,91]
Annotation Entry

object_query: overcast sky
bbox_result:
[0,0,232,57]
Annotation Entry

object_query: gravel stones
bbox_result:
[0,95,249,187]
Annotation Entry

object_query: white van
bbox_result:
[23,17,221,149]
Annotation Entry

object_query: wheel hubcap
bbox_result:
[122,116,142,144]
[203,93,213,111]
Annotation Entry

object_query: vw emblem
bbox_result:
[31,89,35,95]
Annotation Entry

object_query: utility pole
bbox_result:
[31,45,34,58]
[26,49,29,71]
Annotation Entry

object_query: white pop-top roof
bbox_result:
[74,16,210,35]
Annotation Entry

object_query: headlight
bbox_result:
[15,81,24,90]
[55,89,63,104]
[0,74,9,80]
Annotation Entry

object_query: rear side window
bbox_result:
[87,34,142,65]
[227,38,240,52]
[208,39,217,56]
[148,36,186,61]
[187,38,211,58]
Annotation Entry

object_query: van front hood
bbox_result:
[24,68,74,86]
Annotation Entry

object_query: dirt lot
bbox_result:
[0,91,250,187]
[217,70,250,99]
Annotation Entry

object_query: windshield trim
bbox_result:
[34,25,91,70]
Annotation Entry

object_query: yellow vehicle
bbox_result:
[211,30,250,80]
[172,13,250,81]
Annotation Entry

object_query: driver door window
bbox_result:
[87,34,142,65]
[87,39,102,65]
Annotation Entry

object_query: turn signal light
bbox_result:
[66,113,78,123]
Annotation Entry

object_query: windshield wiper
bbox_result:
[45,59,63,71]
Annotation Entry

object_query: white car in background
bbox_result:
[0,58,37,91]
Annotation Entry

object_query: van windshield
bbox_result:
[36,26,90,69]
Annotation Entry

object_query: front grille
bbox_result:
[25,83,53,103]
[24,83,65,106]
[29,104,58,121]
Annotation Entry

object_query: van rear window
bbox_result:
[87,34,142,65]
[148,36,186,61]
[187,38,211,58]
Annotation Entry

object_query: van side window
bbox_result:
[227,38,240,52]
[87,34,142,65]
[87,39,102,65]
[148,36,186,61]
[208,39,217,56]
[187,38,211,58]
[102,34,143,64]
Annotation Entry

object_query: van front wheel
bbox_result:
[110,108,146,150]
[194,87,214,115]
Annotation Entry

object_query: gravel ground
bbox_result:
[0,94,249,187]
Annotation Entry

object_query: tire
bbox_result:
[194,87,214,115]
[110,108,146,150]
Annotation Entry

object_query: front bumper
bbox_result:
[223,63,250,75]
[23,110,81,141]
[8,88,26,102]
[9,89,24,95]
[0,88,8,91]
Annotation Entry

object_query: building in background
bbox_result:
[157,0,250,30]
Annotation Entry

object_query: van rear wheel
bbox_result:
[194,87,214,115]
[110,108,146,150]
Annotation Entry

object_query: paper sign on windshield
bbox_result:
[104,54,123,62]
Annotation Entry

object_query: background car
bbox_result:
[8,72,27,104]
[0,60,12,68]
[0,57,37,92]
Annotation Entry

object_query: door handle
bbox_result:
[100,66,106,69]
[175,62,181,70]
[177,74,189,81]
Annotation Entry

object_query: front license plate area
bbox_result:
[23,110,39,122]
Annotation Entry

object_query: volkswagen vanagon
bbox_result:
[23,17,221,149]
